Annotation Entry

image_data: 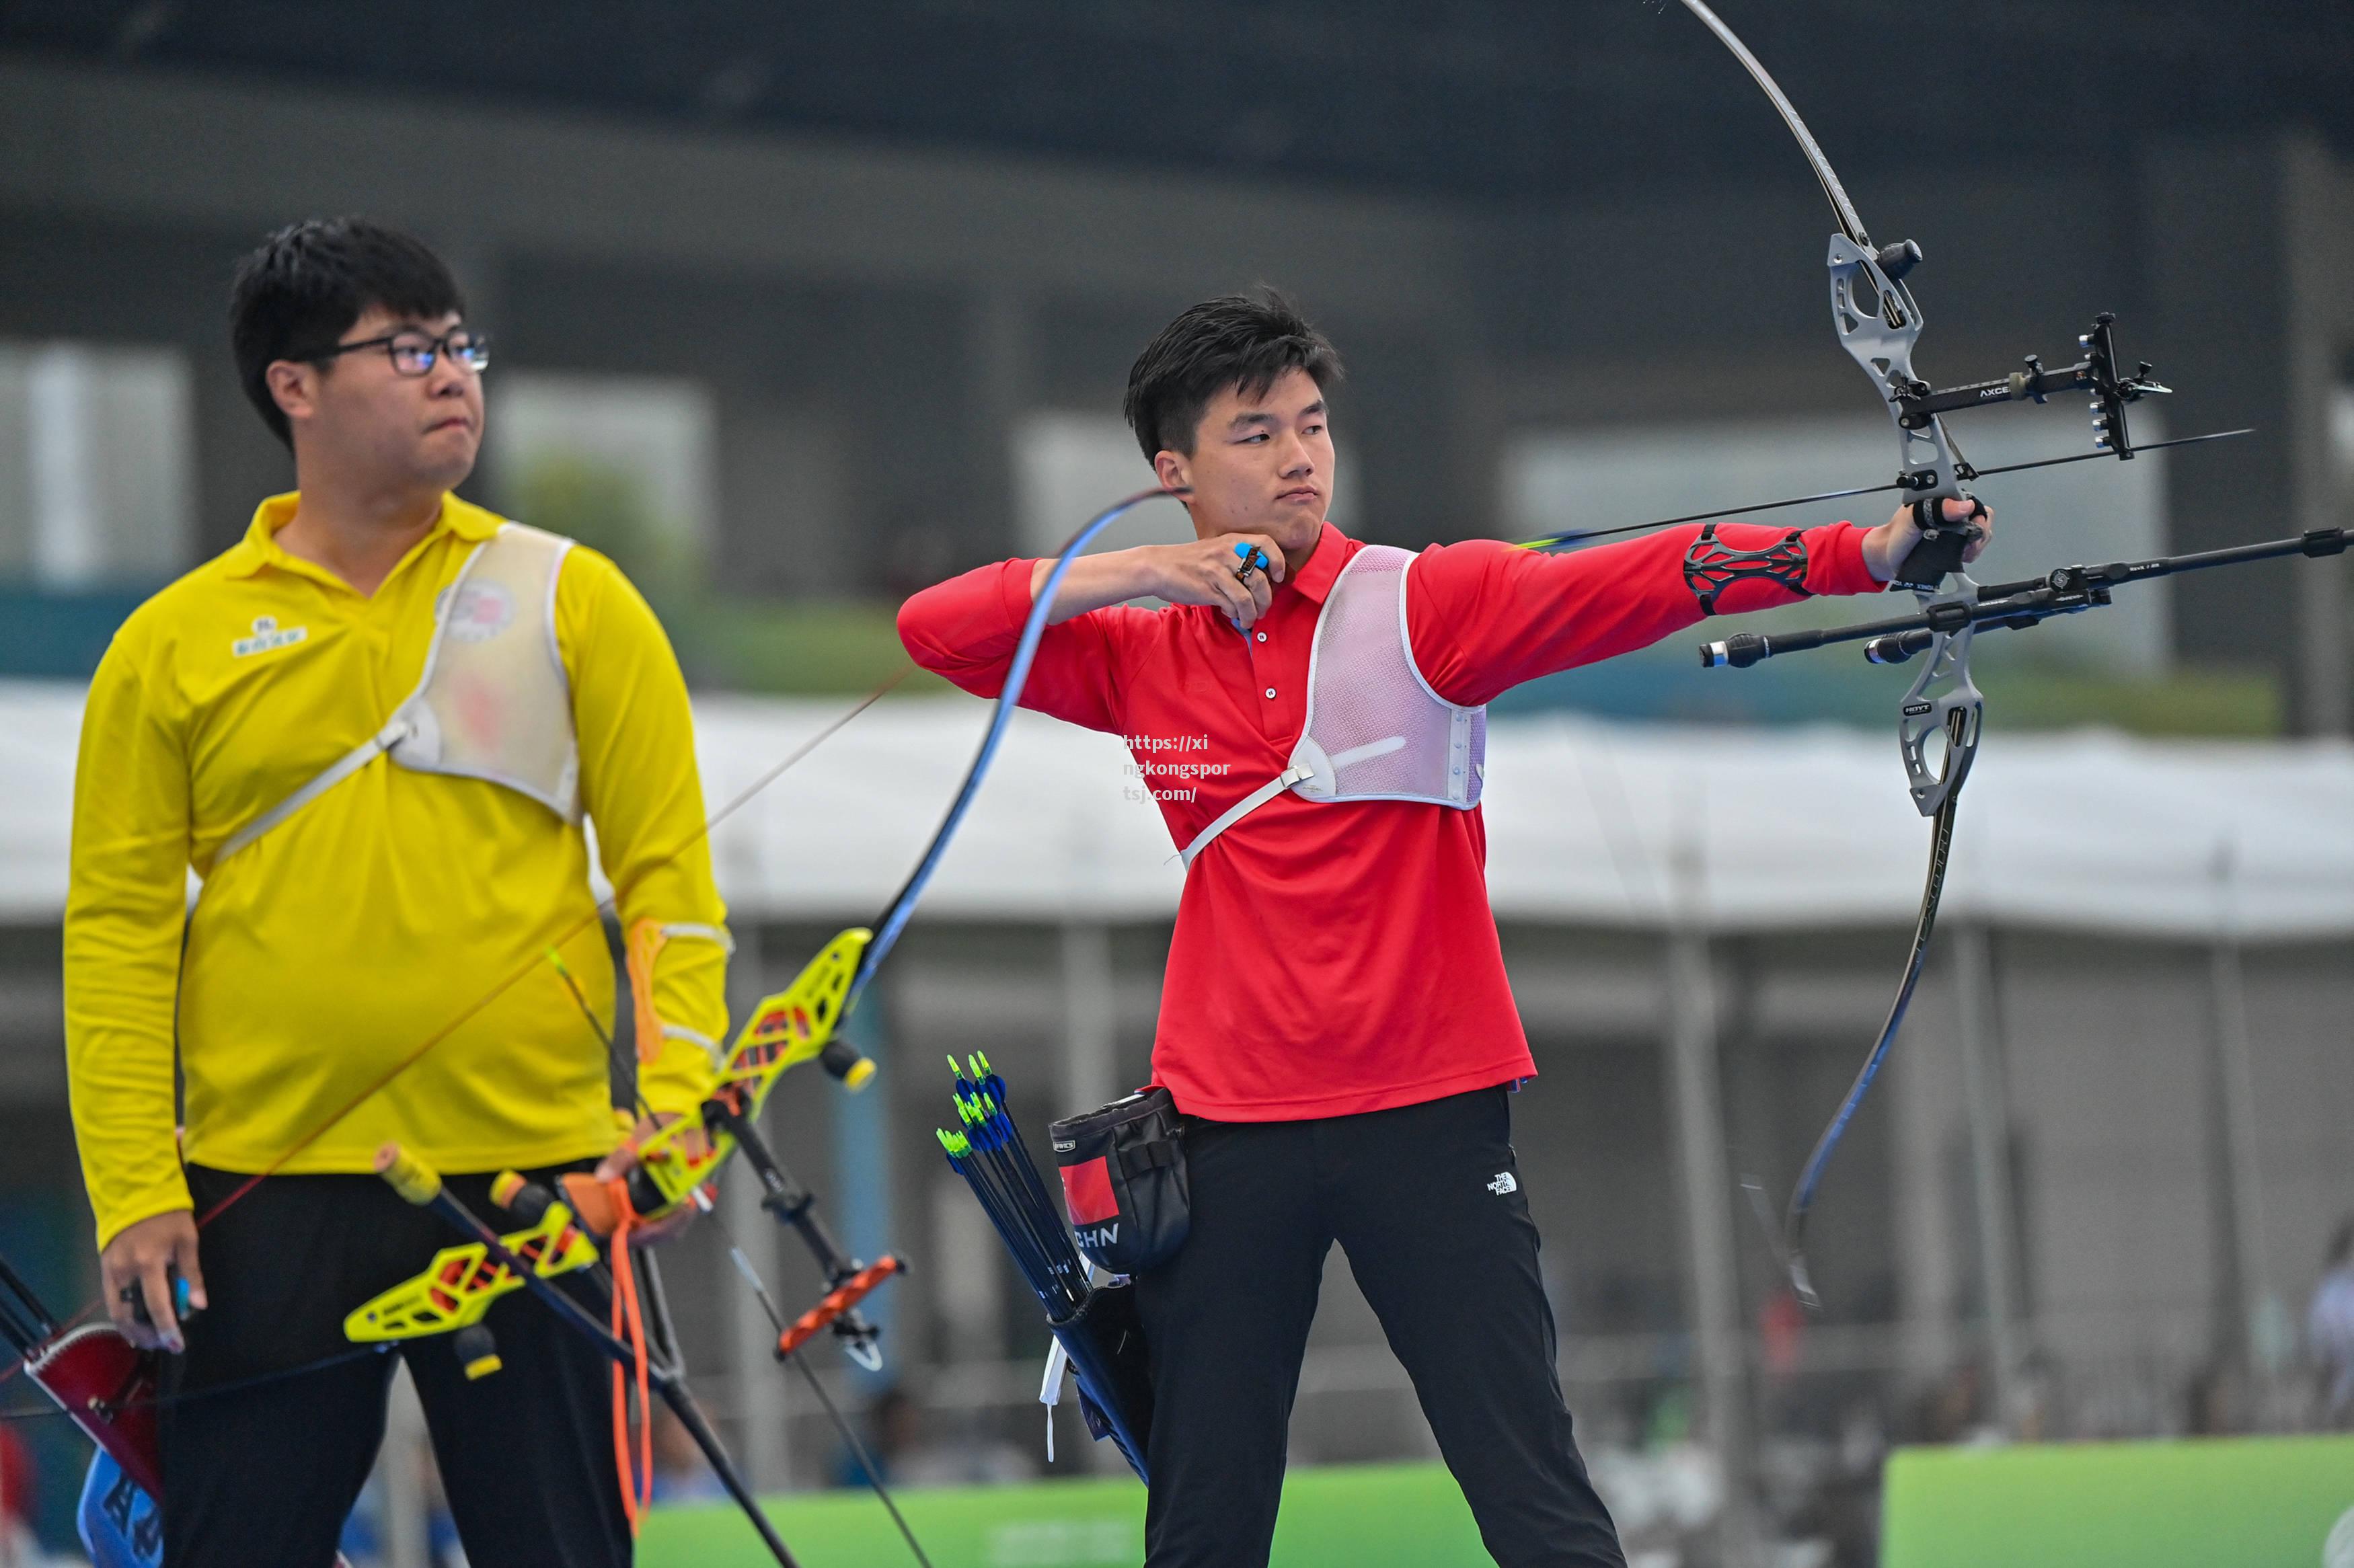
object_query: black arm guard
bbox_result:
[1683,524,1811,617]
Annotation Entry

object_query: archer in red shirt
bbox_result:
[898,289,1991,1568]
[899,356,1986,1128]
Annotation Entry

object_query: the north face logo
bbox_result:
[1486,1172,1518,1196]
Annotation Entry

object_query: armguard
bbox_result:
[1682,524,1811,617]
[628,918,735,1068]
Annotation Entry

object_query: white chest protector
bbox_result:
[1178,544,1486,869]
[216,522,581,863]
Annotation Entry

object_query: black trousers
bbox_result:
[1134,1088,1626,1568]
[160,1163,630,1568]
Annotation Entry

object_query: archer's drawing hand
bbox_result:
[102,1208,206,1352]
[1145,533,1287,629]
[1864,496,1996,582]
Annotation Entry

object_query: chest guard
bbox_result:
[217,522,580,863]
[1178,544,1484,869]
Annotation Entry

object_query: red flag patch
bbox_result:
[1059,1155,1118,1226]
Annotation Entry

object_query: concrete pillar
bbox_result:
[434,233,507,511]
[965,289,1033,560]
[2280,139,2351,737]
[1443,346,1507,545]
[723,920,792,1492]
[2205,843,2281,1389]
[25,345,99,586]
[1060,921,1118,1116]
[189,341,291,557]
[1663,832,1756,1559]
[830,996,895,1396]
[1950,923,2027,1432]
[1893,954,1964,1386]
[2145,136,2352,736]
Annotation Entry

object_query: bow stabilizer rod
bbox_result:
[1702,525,2354,670]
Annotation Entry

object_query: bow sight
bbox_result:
[1890,311,2168,458]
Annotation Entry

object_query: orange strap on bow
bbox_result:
[603,1175,654,1533]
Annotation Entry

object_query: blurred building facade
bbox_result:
[0,44,2349,721]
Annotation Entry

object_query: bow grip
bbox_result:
[1891,496,1987,592]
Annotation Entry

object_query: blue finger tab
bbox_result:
[1229,543,1270,636]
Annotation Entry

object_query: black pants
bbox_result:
[160,1163,630,1568]
[1135,1088,1625,1568]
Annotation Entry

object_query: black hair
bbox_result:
[1122,287,1343,461]
[229,217,465,448]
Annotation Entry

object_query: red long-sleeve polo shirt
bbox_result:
[898,518,1883,1122]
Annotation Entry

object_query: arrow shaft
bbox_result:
[1521,427,2254,555]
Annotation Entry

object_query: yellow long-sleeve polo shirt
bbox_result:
[66,492,726,1247]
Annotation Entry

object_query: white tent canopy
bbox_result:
[6,681,2351,939]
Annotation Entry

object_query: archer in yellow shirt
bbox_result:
[67,488,726,1243]
[65,218,727,1568]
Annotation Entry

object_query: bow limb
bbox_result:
[1673,0,1873,249]
[619,485,1191,1222]
[848,484,1189,1005]
[1670,0,1981,1306]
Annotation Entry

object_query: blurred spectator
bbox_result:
[0,1425,36,1566]
[2310,1216,2354,1426]
[837,1388,1034,1489]
[2185,1358,2249,1436]
[1758,1284,1807,1379]
[1909,1362,1987,1445]
[649,1407,726,1504]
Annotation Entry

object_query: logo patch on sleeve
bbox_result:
[1486,1171,1519,1196]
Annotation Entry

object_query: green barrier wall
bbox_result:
[642,1460,1491,1567]
[646,1435,2354,1568]
[1883,1434,2354,1568]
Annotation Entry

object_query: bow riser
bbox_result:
[1828,235,1964,509]
[629,927,872,1218]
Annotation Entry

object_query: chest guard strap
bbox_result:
[1177,545,1484,869]
[217,522,579,864]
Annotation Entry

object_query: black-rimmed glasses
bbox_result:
[304,327,490,377]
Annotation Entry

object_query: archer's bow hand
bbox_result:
[593,1113,707,1245]
[1865,496,1997,583]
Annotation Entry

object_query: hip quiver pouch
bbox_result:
[1050,1087,1188,1276]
